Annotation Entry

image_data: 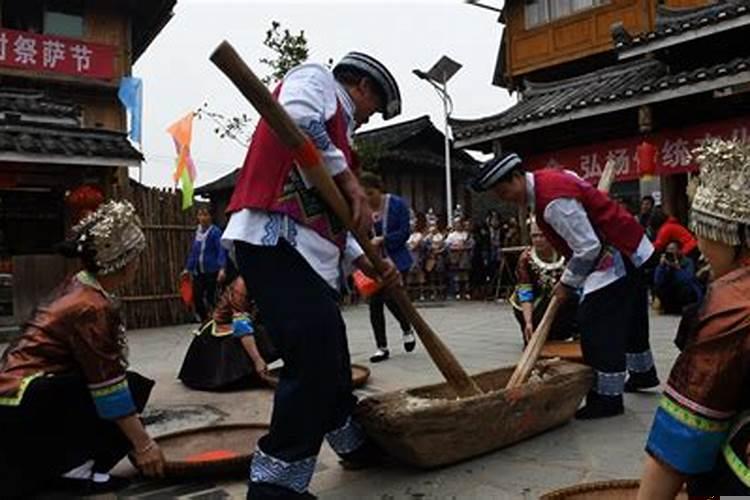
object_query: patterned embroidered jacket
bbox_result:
[207,277,276,362]
[533,169,645,259]
[646,265,750,488]
[0,273,135,420]
[511,247,565,311]
[226,83,356,250]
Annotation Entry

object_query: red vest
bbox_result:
[226,86,356,249]
[533,169,644,259]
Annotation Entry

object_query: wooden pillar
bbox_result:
[638,105,659,206]
[660,174,689,224]
[115,166,131,198]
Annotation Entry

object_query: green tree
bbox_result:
[260,21,310,85]
[195,102,253,148]
[197,21,310,147]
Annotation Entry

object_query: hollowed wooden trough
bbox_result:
[355,360,593,468]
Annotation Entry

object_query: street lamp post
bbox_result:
[413,55,462,225]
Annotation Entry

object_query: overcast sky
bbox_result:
[131,0,514,187]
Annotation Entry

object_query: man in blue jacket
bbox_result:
[653,241,703,314]
[360,173,415,362]
[185,207,227,323]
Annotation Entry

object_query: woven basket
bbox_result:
[157,423,268,478]
[540,479,689,499]
[265,363,371,389]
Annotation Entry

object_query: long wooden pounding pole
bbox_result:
[210,41,481,398]
[505,159,618,389]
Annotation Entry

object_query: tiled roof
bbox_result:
[452,56,750,145]
[614,0,750,53]
[126,0,177,62]
[0,123,143,161]
[355,115,435,148]
[0,89,80,122]
[197,116,480,195]
[0,88,141,163]
[196,169,240,195]
[356,115,478,170]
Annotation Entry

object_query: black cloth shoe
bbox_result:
[625,367,660,393]
[575,392,624,420]
[338,440,386,471]
[247,482,317,499]
[403,331,416,353]
[369,348,389,363]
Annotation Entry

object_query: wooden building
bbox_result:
[196,115,479,227]
[453,0,750,219]
[355,115,479,223]
[0,1,176,334]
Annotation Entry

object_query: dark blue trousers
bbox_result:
[235,241,362,498]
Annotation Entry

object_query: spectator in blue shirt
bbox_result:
[360,173,415,363]
[184,208,226,323]
[654,241,703,315]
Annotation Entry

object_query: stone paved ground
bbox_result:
[10,301,682,499]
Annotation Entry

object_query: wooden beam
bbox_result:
[0,153,141,167]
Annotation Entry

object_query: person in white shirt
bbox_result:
[222,52,401,500]
[471,152,659,420]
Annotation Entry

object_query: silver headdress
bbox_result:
[690,138,750,246]
[73,200,146,275]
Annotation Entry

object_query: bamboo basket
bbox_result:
[156,423,267,478]
[264,363,371,389]
[540,479,689,499]
[356,360,593,468]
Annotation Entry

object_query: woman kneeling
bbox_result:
[0,201,165,497]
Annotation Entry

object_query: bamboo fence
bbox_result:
[121,184,205,329]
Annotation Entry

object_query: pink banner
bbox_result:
[525,116,750,183]
[0,28,115,80]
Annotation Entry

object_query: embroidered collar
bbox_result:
[335,81,356,135]
[530,247,564,272]
[76,270,113,301]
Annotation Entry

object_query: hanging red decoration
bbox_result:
[66,184,105,222]
[637,141,657,177]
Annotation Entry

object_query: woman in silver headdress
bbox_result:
[510,218,577,344]
[638,139,750,498]
[0,201,165,497]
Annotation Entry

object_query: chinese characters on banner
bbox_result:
[0,28,114,80]
[525,117,750,183]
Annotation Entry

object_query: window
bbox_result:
[2,0,44,33]
[525,0,550,29]
[44,0,83,38]
[525,0,609,29]
[1,0,83,37]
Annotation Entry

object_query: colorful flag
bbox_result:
[118,77,143,144]
[167,112,196,210]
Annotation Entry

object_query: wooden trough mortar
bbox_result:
[355,359,593,468]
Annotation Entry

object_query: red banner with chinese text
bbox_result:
[524,116,750,184]
[0,28,115,80]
